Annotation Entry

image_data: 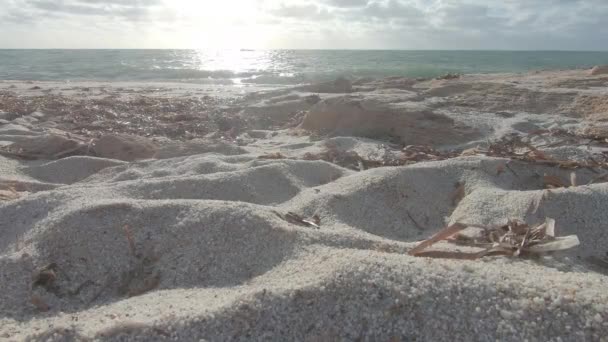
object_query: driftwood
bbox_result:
[409,218,579,260]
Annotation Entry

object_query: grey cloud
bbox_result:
[77,0,161,4]
[1,8,37,24]
[2,0,608,49]
[437,3,506,30]
[322,0,368,7]
[365,0,424,19]
[21,0,161,19]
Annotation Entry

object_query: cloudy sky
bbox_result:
[1,0,607,49]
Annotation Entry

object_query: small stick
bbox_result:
[588,172,608,185]
[122,225,137,256]
[505,161,519,178]
[406,210,425,231]
[408,223,468,256]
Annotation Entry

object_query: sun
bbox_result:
[170,0,267,48]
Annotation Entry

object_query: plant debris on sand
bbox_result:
[0,180,28,201]
[297,129,608,173]
[409,218,580,259]
[0,90,234,140]
[274,211,321,229]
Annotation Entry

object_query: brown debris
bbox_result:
[0,132,160,162]
[406,210,426,231]
[402,145,455,162]
[31,294,50,312]
[408,223,468,256]
[588,172,608,185]
[30,263,60,312]
[543,175,569,189]
[436,73,461,80]
[258,152,287,160]
[543,172,579,189]
[451,182,466,206]
[0,181,30,201]
[117,261,161,298]
[275,211,321,229]
[301,130,607,173]
[409,218,579,260]
[122,225,137,256]
[0,134,88,160]
[32,264,58,290]
[0,187,20,201]
[0,90,219,140]
[92,134,157,161]
[495,163,506,176]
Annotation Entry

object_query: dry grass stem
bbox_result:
[122,225,137,256]
[451,182,466,206]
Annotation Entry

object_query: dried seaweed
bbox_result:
[451,182,466,206]
[402,145,456,162]
[588,172,608,185]
[30,294,50,312]
[0,132,95,161]
[543,172,579,189]
[409,218,579,259]
[436,73,461,80]
[122,225,137,256]
[0,90,222,140]
[543,174,569,189]
[274,211,321,229]
[32,264,58,290]
[300,143,457,171]
[0,180,28,201]
[482,134,608,171]
[302,132,608,173]
[0,187,20,201]
[30,264,59,312]
[258,152,287,160]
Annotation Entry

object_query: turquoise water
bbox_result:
[1,50,607,85]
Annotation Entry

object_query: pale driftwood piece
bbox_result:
[408,223,467,256]
[411,217,579,260]
[524,236,580,253]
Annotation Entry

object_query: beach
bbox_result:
[1,68,608,341]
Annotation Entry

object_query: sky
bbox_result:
[1,0,607,50]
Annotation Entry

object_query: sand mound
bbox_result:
[92,134,157,161]
[0,129,158,162]
[421,78,608,120]
[2,73,608,340]
[590,65,608,75]
[22,157,126,184]
[428,83,579,115]
[2,148,607,340]
[0,134,84,159]
[300,97,479,146]
[571,95,608,120]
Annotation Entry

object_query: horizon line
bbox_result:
[1,48,608,52]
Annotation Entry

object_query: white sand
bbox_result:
[1,69,608,341]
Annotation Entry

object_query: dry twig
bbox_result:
[274,211,321,229]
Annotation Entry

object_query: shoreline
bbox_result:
[0,64,602,87]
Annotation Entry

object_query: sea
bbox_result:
[1,49,608,86]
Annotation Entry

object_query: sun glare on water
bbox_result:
[171,0,268,49]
